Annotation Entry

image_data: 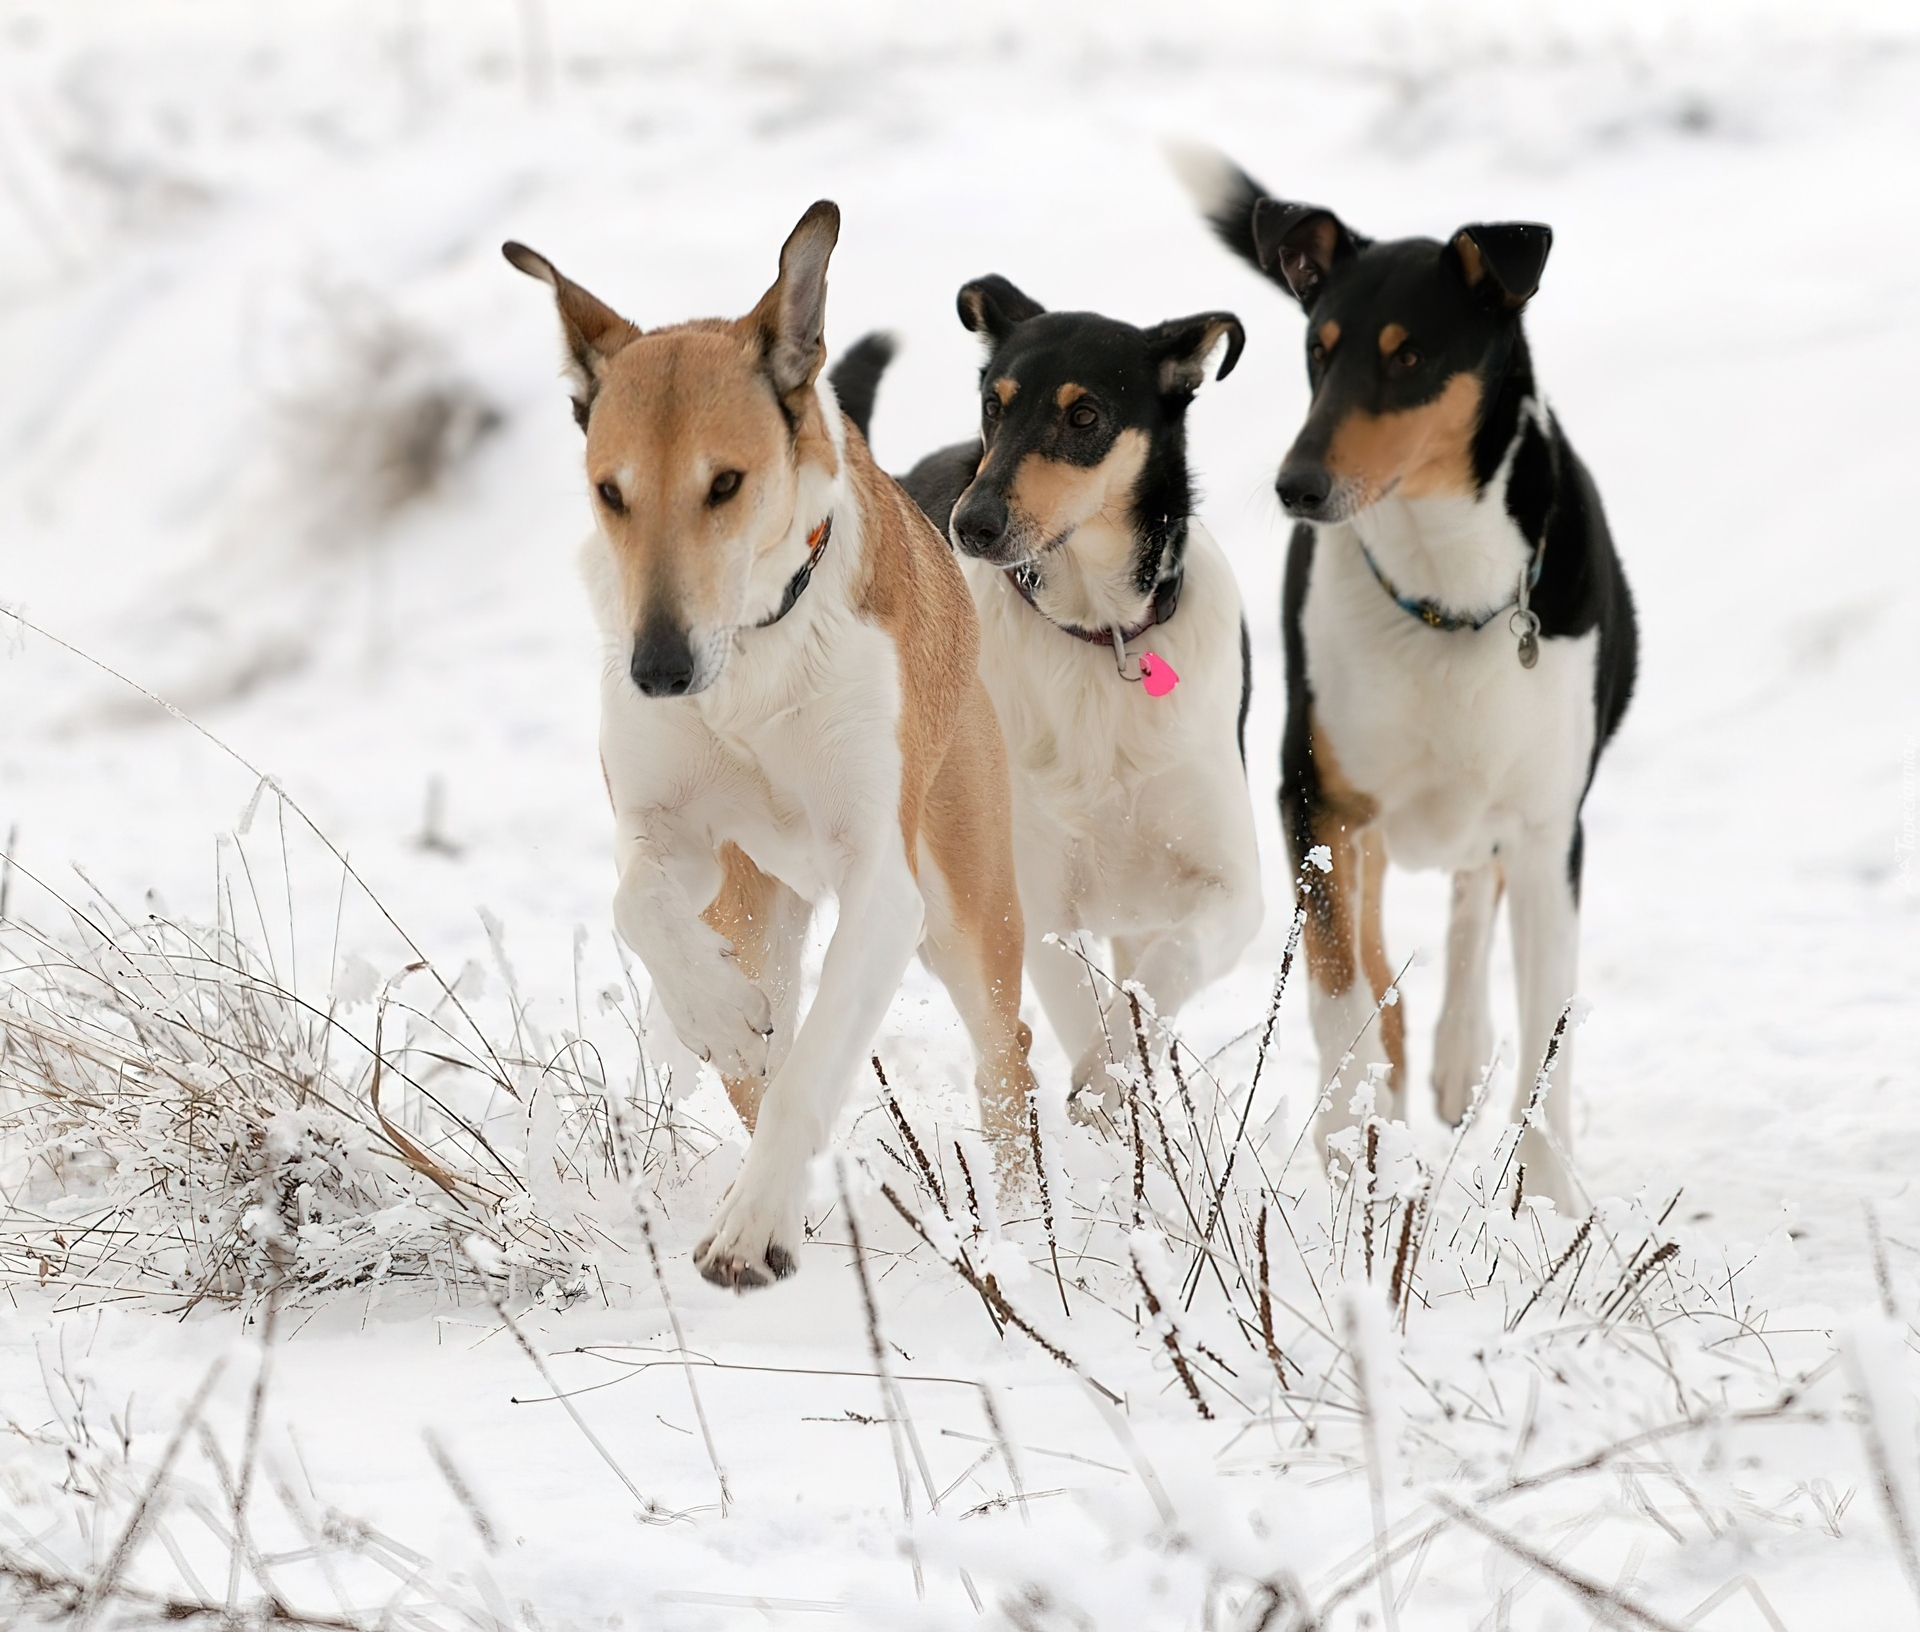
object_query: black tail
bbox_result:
[1167,141,1271,278]
[828,331,897,443]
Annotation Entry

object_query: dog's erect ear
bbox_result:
[503,241,641,431]
[1450,222,1553,310]
[956,275,1046,344]
[1251,201,1360,308]
[1144,311,1246,396]
[748,199,841,405]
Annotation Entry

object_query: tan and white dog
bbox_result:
[506,204,1037,1287]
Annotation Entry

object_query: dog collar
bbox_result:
[1003,557,1183,649]
[755,515,832,629]
[1354,402,1557,668]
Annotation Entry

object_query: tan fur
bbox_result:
[1317,319,1342,351]
[1453,231,1486,290]
[586,318,840,637]
[1377,322,1409,357]
[844,432,1039,1139]
[701,841,788,1129]
[1300,711,1379,999]
[1054,382,1086,408]
[1006,427,1148,547]
[993,377,1019,406]
[1326,370,1482,504]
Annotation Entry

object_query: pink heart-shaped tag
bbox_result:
[1138,652,1179,697]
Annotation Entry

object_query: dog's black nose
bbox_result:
[952,491,1009,558]
[630,623,697,698]
[1276,466,1332,518]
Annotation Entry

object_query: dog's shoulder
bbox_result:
[847,431,977,672]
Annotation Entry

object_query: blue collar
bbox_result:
[1356,534,1544,633]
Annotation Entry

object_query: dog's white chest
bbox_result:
[1305,509,1597,873]
[963,525,1252,934]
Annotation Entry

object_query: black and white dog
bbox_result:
[832,280,1263,1112]
[1177,147,1637,1209]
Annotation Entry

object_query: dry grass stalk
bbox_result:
[1132,1238,1212,1420]
[460,1238,673,1524]
[1433,1496,1687,1631]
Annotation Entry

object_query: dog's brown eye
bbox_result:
[596,479,625,514]
[1393,345,1420,371]
[1068,403,1097,429]
[982,397,1001,421]
[1309,342,1327,365]
[708,469,743,504]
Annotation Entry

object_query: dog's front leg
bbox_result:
[694,848,926,1289]
[1504,839,1581,1213]
[611,824,773,1084]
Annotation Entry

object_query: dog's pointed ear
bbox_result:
[1450,223,1553,310]
[956,275,1045,344]
[1144,311,1246,396]
[503,241,641,431]
[1251,200,1361,308]
[749,200,841,406]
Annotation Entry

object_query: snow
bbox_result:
[3,2,1919,1627]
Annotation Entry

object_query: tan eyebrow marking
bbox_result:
[1379,322,1409,356]
[992,378,1019,406]
[1316,320,1341,350]
[1055,382,1086,408]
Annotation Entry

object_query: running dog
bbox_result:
[831,280,1262,1115]
[505,203,1037,1287]
[1176,147,1636,1209]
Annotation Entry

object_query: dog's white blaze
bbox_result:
[963,521,1263,1092]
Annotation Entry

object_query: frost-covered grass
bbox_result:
[2,1,1918,1627]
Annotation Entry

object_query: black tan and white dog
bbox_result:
[1177,148,1637,1209]
[832,280,1263,1113]
[506,204,1037,1287]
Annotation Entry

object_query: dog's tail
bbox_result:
[828,331,897,444]
[1166,139,1270,278]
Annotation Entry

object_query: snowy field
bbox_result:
[2,1,1919,1626]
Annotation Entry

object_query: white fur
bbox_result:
[962,520,1263,1100]
[588,382,938,1281]
[1301,468,1594,1209]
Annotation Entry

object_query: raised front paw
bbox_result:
[693,1158,807,1291]
[654,954,774,1083]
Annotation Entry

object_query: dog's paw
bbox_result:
[655,955,774,1083]
[1431,1002,1493,1126]
[693,1161,806,1291]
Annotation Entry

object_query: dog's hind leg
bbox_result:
[1432,859,1503,1125]
[918,689,1039,1174]
[1504,839,1581,1213]
[700,841,810,1131]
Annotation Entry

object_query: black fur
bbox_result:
[828,331,895,443]
[1236,614,1253,768]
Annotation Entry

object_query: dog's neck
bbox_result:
[1343,379,1547,621]
[1017,437,1190,635]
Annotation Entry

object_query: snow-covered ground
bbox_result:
[2,3,1918,1627]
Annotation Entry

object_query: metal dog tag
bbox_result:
[1510,604,1541,669]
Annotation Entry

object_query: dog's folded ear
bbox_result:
[1252,201,1361,308]
[956,276,1046,344]
[1144,312,1246,396]
[1450,223,1553,310]
[749,200,841,409]
[502,242,641,432]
